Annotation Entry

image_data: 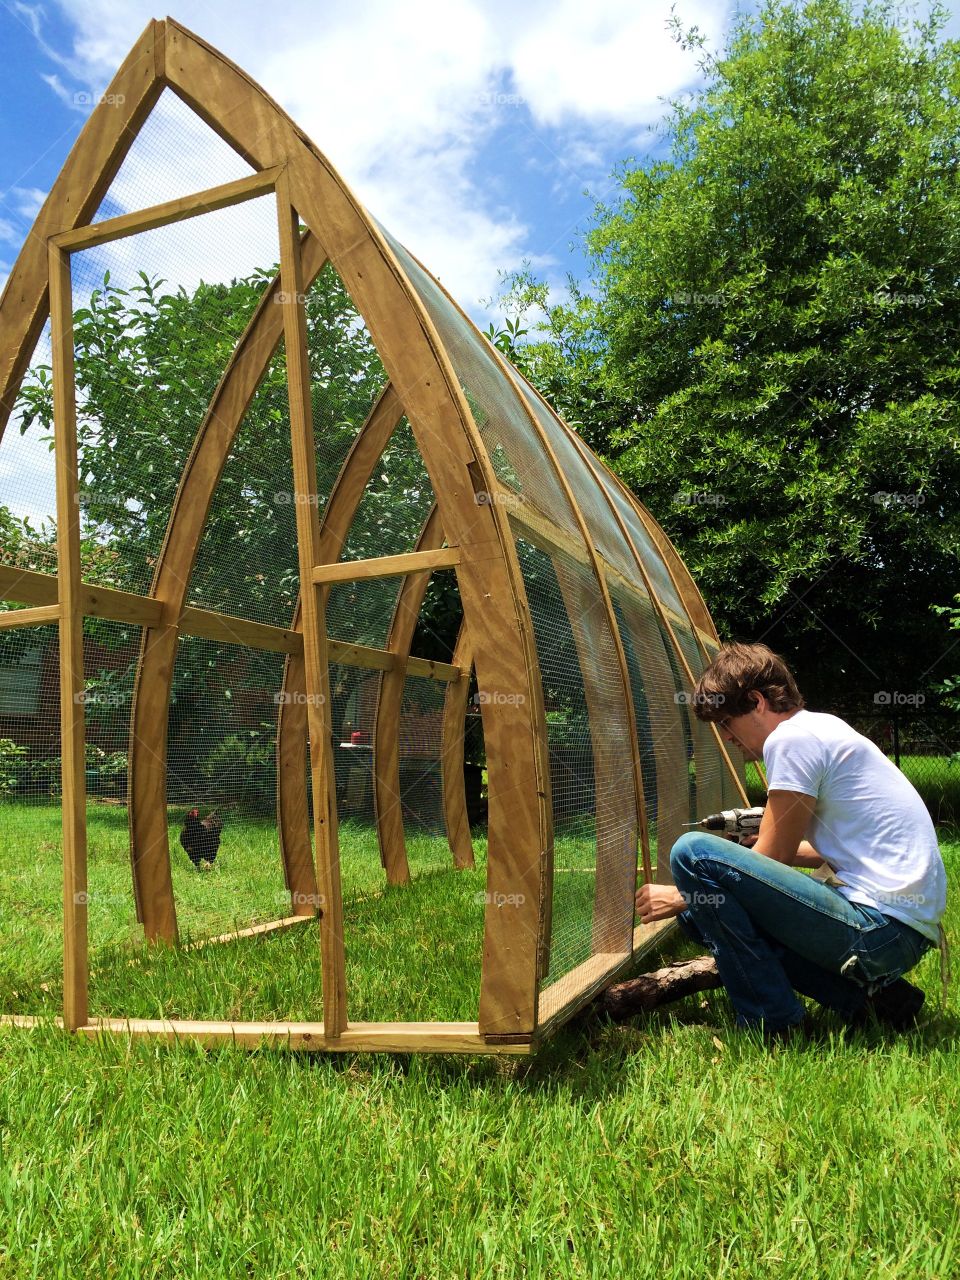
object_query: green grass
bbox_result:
[0,805,957,1276]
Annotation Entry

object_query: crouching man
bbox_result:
[635,642,947,1041]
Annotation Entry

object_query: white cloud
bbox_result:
[11,188,47,219]
[38,0,730,314]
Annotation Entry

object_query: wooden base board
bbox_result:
[0,1015,532,1055]
[536,919,677,1033]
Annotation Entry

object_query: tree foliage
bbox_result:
[509,0,960,706]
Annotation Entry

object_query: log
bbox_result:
[603,955,721,1019]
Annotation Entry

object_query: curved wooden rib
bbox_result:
[3,19,552,1037]
[441,621,476,871]
[372,503,444,885]
[276,383,404,910]
[0,20,165,438]
[127,233,329,942]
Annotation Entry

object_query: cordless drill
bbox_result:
[684,806,765,845]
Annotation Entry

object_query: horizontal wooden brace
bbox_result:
[0,1016,532,1055]
[0,565,463,680]
[51,166,285,252]
[311,547,460,585]
[0,604,61,629]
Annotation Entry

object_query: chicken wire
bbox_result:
[0,623,63,1013]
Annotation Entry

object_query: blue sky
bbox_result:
[2,0,959,320]
[0,0,735,319]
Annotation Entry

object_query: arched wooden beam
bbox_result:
[441,621,476,871]
[0,20,165,438]
[6,18,552,1037]
[276,383,404,910]
[371,502,445,885]
[127,232,330,943]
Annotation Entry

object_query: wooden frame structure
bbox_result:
[0,19,747,1055]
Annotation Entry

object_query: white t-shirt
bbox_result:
[763,709,946,942]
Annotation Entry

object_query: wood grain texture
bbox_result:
[0,605,61,629]
[441,621,476,870]
[277,172,347,1036]
[372,504,445,885]
[49,244,88,1032]
[52,168,283,252]
[311,546,459,585]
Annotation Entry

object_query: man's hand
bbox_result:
[635,883,688,925]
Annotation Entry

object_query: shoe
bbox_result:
[760,1013,816,1047]
[864,977,925,1031]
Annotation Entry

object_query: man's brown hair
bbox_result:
[692,642,804,722]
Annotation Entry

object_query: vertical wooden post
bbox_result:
[48,243,88,1031]
[276,171,347,1036]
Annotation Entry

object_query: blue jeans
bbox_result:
[670,831,934,1032]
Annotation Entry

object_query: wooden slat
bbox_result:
[51,168,284,252]
[277,172,347,1037]
[177,605,302,653]
[0,1017,533,1055]
[49,243,88,1032]
[311,546,460,585]
[0,564,164,626]
[441,622,476,870]
[372,504,445,885]
[0,605,61,629]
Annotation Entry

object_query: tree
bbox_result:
[5,262,461,780]
[509,0,960,707]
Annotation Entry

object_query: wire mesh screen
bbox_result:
[188,341,297,628]
[673,625,726,820]
[396,673,446,838]
[1,321,58,580]
[0,623,62,1014]
[611,589,690,876]
[93,88,254,223]
[64,196,281,600]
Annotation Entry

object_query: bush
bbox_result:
[0,740,27,798]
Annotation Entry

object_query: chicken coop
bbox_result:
[0,19,747,1055]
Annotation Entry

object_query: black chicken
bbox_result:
[179,809,223,869]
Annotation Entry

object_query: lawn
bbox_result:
[0,804,956,1277]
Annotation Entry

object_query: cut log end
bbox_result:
[603,955,721,1020]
